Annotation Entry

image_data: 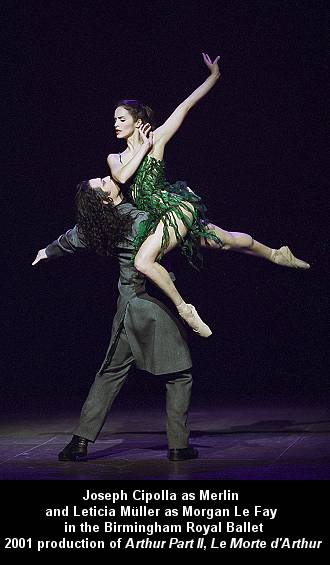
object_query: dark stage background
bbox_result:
[2,0,328,415]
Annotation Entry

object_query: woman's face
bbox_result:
[89,176,119,201]
[114,106,139,139]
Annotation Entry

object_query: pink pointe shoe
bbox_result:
[177,303,212,338]
[271,246,310,269]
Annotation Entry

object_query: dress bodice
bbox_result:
[129,155,168,208]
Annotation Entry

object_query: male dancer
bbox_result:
[32,175,198,462]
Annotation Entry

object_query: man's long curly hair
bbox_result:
[75,181,134,256]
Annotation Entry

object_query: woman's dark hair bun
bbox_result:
[116,99,156,129]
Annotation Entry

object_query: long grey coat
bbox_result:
[45,201,192,375]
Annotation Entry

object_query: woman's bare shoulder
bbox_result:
[107,152,120,161]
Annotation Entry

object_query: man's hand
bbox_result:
[32,248,47,266]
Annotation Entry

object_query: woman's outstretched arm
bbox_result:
[154,53,221,145]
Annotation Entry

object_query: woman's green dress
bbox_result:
[128,155,223,270]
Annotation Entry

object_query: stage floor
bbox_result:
[1,403,329,480]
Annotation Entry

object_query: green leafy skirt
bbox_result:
[131,180,223,271]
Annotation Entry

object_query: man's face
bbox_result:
[89,176,119,201]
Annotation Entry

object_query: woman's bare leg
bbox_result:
[134,221,185,307]
[134,212,212,336]
[201,223,310,268]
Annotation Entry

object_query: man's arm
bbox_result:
[32,225,89,265]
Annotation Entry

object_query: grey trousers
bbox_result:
[74,326,193,449]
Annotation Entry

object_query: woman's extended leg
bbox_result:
[134,211,212,337]
[201,223,310,269]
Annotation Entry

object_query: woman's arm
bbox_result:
[108,53,220,183]
[154,53,221,145]
[108,125,153,184]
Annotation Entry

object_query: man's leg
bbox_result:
[166,370,198,461]
[59,327,134,460]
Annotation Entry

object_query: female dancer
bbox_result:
[107,53,309,336]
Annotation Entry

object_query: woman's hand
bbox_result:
[202,52,221,78]
[32,248,47,265]
[138,123,154,150]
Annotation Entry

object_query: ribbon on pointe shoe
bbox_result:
[177,303,212,338]
[272,246,310,269]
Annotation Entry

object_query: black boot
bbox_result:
[168,446,199,461]
[58,435,89,462]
